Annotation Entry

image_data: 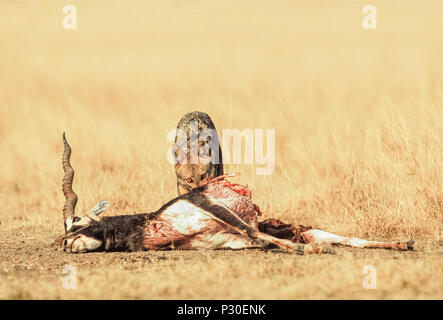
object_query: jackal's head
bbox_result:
[175,160,215,195]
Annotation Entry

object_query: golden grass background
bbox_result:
[0,0,442,299]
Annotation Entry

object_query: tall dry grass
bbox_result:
[0,0,441,244]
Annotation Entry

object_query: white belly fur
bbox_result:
[190,232,254,249]
[161,200,213,235]
[161,199,253,249]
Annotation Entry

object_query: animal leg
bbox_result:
[190,231,277,251]
[301,229,415,251]
[185,193,334,254]
[258,218,313,243]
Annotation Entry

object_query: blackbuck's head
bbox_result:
[61,133,110,253]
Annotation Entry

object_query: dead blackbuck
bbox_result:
[60,134,414,254]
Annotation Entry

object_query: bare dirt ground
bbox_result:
[0,1,442,299]
[1,224,442,299]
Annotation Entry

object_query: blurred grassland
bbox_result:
[0,0,442,299]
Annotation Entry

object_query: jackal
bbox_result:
[173,111,223,195]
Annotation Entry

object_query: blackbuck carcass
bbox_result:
[60,134,414,254]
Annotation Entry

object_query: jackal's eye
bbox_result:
[73,216,81,223]
[201,173,208,180]
[186,178,193,184]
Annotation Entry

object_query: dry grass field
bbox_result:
[0,0,442,299]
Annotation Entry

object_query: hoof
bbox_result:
[295,244,305,255]
[393,239,415,251]
[406,239,415,250]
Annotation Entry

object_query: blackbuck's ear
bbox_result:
[88,200,109,221]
